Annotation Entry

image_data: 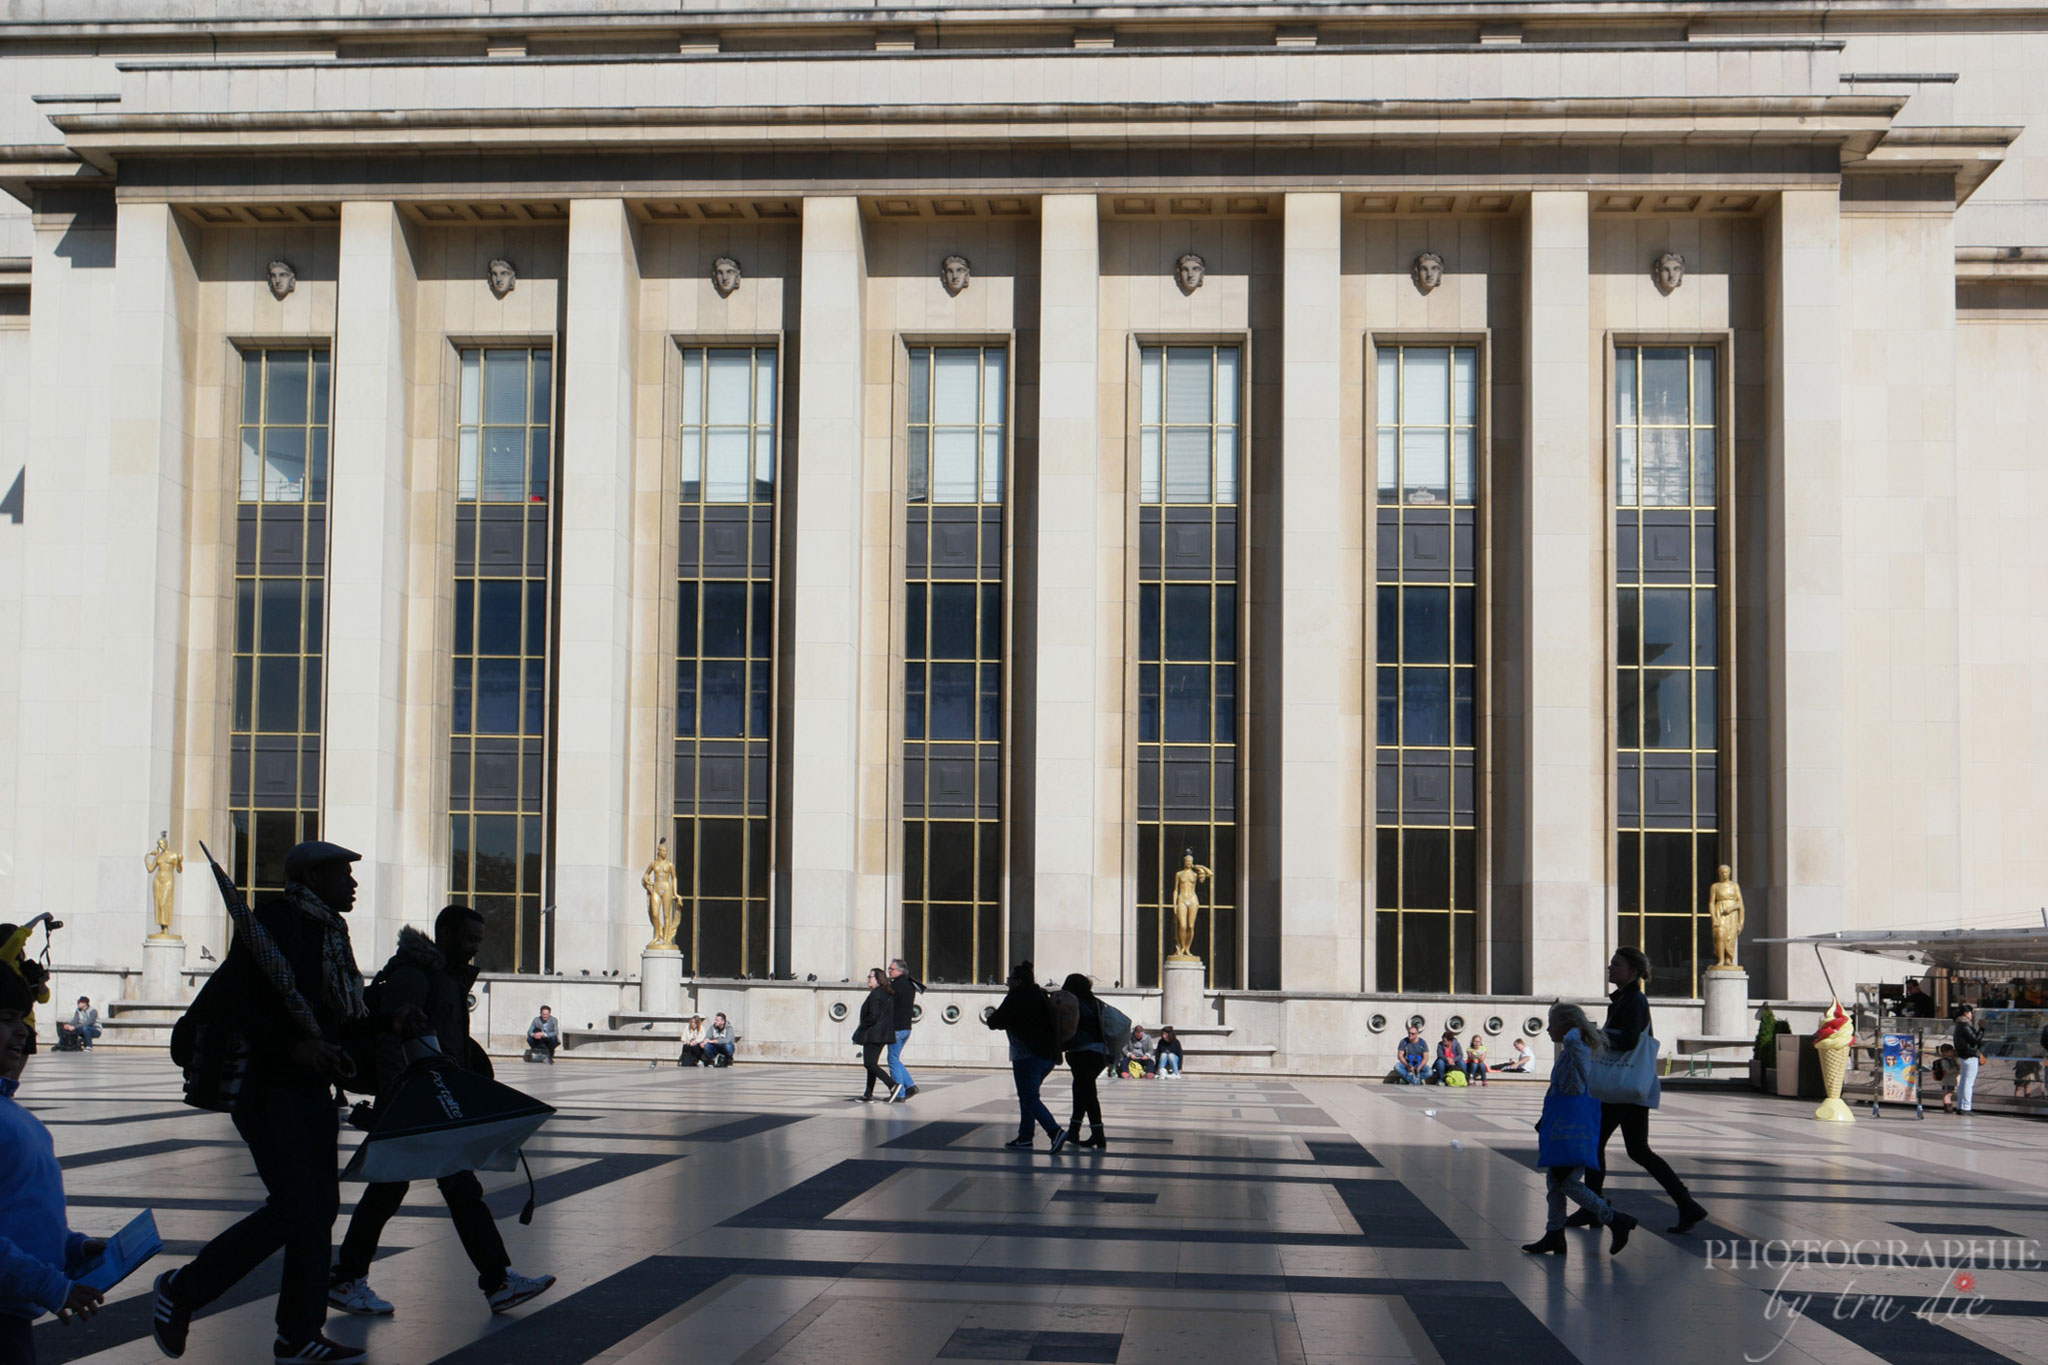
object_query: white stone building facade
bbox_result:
[0,0,2044,1068]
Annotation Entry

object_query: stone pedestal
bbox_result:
[1703,967,1750,1039]
[142,936,187,1003]
[1162,958,1206,1030]
[640,948,684,1017]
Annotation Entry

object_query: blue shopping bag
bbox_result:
[1535,1091,1603,1170]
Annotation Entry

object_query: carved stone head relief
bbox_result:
[1411,251,1445,295]
[487,258,517,299]
[1652,251,1685,296]
[1174,253,1206,295]
[266,260,296,301]
[940,254,972,296]
[712,256,743,297]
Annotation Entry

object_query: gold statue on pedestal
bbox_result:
[643,837,681,951]
[1168,851,1211,962]
[144,832,183,940]
[1708,865,1745,970]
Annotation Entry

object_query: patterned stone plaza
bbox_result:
[17,1055,2048,1365]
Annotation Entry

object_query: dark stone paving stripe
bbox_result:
[1303,1139,1382,1167]
[60,1137,244,1169]
[1798,1289,2016,1364]
[1406,1286,1580,1365]
[427,1255,1564,1365]
[723,1159,1462,1249]
[678,1113,807,1142]
[880,1120,985,1150]
[1891,1221,2020,1237]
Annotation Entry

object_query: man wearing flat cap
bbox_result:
[152,840,374,1365]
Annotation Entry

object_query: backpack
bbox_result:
[1444,1069,1469,1087]
[1096,1000,1134,1058]
[1050,990,1081,1046]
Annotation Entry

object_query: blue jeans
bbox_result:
[704,1042,734,1066]
[888,1030,915,1088]
[1959,1056,1980,1112]
[1399,1062,1428,1085]
[1011,1054,1059,1140]
[1159,1053,1181,1075]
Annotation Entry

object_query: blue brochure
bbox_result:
[75,1210,162,1293]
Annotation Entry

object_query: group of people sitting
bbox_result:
[1111,1023,1185,1079]
[676,1012,738,1067]
[1394,1022,1533,1085]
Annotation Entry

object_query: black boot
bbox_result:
[1521,1230,1568,1256]
[1563,1209,1597,1229]
[1668,1201,1709,1235]
[1609,1211,1638,1255]
[1084,1131,1107,1149]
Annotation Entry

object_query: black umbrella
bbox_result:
[342,1052,555,1218]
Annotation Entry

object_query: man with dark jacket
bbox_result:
[886,957,924,1102]
[151,841,372,1365]
[327,905,555,1319]
[985,961,1067,1150]
[1954,1003,1984,1113]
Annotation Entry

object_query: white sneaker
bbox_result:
[488,1269,557,1314]
[889,1083,907,1102]
[326,1277,393,1316]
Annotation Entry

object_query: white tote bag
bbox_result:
[1588,1032,1662,1107]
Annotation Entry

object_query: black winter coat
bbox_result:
[371,926,484,1093]
[1602,981,1653,1055]
[856,984,892,1046]
[986,983,1059,1061]
[181,894,365,1097]
[890,972,923,1030]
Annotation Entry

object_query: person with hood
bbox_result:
[0,965,107,1365]
[1155,1026,1185,1077]
[151,841,375,1365]
[56,999,98,1052]
[853,969,893,1101]
[703,1013,738,1067]
[984,961,1067,1150]
[1060,974,1111,1148]
[0,923,51,1056]
[327,905,555,1320]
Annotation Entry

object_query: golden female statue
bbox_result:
[144,832,183,939]
[1708,864,1745,969]
[1169,852,1211,962]
[643,837,681,950]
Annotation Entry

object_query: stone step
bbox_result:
[107,1000,189,1017]
[1675,1034,1755,1055]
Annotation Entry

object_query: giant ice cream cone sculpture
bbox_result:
[1812,999,1856,1122]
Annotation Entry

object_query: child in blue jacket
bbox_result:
[0,966,105,1364]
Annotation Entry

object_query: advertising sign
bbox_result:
[1881,1032,1920,1103]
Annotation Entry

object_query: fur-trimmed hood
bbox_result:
[392,924,446,974]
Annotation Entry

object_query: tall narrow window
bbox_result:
[451,347,553,973]
[230,349,331,898]
[903,346,1005,986]
[1374,345,1480,993]
[675,347,776,979]
[1615,344,1720,997]
[1137,344,1240,990]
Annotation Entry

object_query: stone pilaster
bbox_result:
[555,199,642,973]
[1278,191,1362,992]
[1766,188,1847,1000]
[325,202,417,957]
[1521,191,1605,997]
[788,197,868,978]
[102,202,197,952]
[1031,194,1107,974]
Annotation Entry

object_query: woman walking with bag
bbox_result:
[1059,974,1112,1149]
[985,961,1068,1151]
[853,968,894,1102]
[1571,946,1709,1233]
[1524,1003,1637,1256]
